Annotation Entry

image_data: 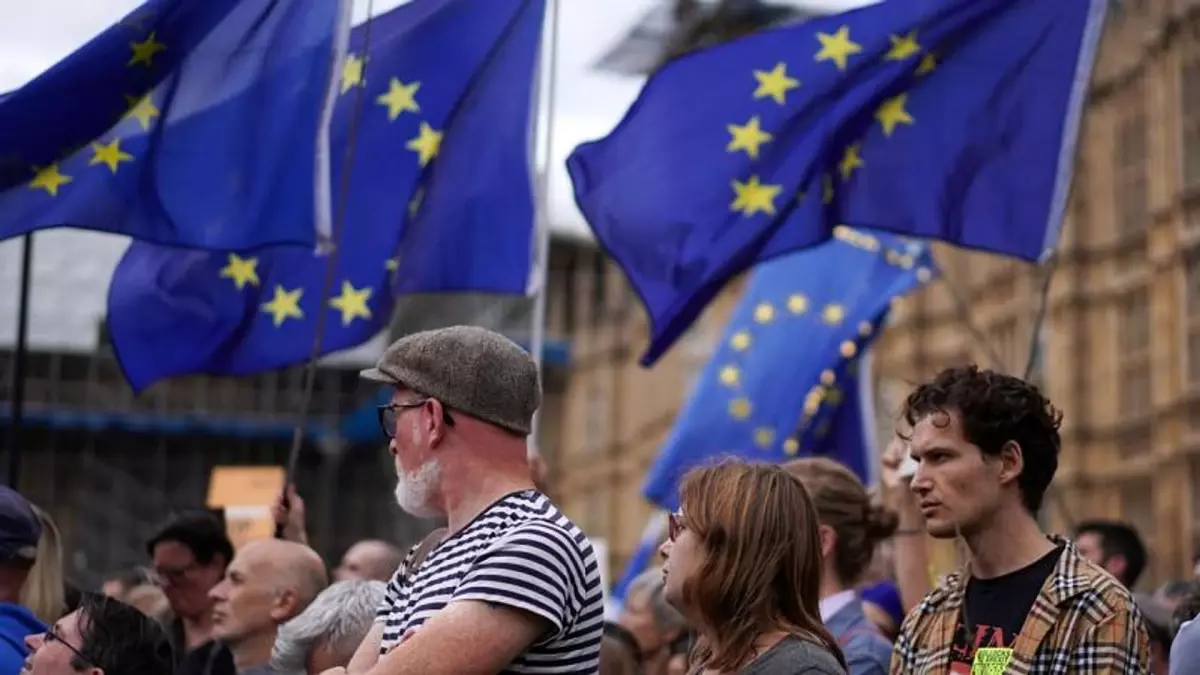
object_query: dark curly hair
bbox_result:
[902,365,1063,513]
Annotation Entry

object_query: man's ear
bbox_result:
[996,440,1024,487]
[270,587,301,622]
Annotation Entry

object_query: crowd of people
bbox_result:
[1,325,1199,673]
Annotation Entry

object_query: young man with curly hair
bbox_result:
[889,366,1149,675]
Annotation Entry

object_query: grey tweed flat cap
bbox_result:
[361,325,541,436]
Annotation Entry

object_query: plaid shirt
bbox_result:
[890,536,1150,674]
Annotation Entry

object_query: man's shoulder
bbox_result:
[1056,548,1140,619]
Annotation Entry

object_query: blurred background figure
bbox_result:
[1133,593,1175,675]
[1073,520,1147,590]
[100,566,155,600]
[270,579,386,675]
[616,570,686,675]
[145,512,233,675]
[600,622,642,675]
[208,539,327,674]
[0,487,49,672]
[332,541,403,584]
[785,457,896,674]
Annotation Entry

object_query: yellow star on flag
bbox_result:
[822,304,845,325]
[124,95,160,131]
[752,63,800,105]
[129,32,166,67]
[838,144,864,181]
[820,369,836,386]
[815,26,863,71]
[89,139,133,174]
[341,53,366,93]
[876,94,915,136]
[726,116,773,159]
[731,331,752,351]
[857,321,873,337]
[787,294,809,314]
[783,438,800,456]
[377,78,421,120]
[329,280,373,326]
[916,53,937,76]
[719,365,740,387]
[385,257,400,273]
[731,175,782,217]
[29,164,72,196]
[406,122,443,167]
[840,340,857,359]
[219,254,259,290]
[754,427,775,449]
[885,32,921,61]
[261,286,304,327]
[729,397,752,420]
[754,302,775,324]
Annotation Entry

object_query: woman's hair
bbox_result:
[783,457,899,586]
[19,504,66,624]
[600,622,642,675]
[677,460,846,672]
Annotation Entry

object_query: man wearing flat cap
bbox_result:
[331,326,603,675]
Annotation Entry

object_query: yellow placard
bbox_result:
[207,466,285,548]
[207,466,285,507]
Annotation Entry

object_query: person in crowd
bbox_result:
[124,583,172,626]
[617,570,687,675]
[22,592,174,675]
[660,459,847,674]
[600,622,642,675]
[332,326,604,674]
[1074,520,1148,589]
[1133,593,1174,675]
[1154,580,1193,615]
[146,511,235,675]
[100,566,155,599]
[890,365,1149,674]
[209,538,328,674]
[1171,608,1200,673]
[333,542,404,584]
[0,486,49,672]
[20,504,67,625]
[859,582,903,642]
[785,457,896,674]
[271,580,386,675]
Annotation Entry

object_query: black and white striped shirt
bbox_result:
[376,490,604,674]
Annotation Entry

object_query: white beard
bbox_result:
[394,459,442,518]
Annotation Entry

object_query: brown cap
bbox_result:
[361,325,541,435]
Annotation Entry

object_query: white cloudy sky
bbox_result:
[0,0,866,350]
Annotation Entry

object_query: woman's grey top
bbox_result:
[739,635,848,675]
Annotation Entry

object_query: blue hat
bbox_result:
[861,581,905,626]
[0,487,40,562]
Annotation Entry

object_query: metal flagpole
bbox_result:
[528,0,560,459]
[5,234,33,489]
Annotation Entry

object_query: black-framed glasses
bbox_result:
[377,400,455,438]
[44,625,91,666]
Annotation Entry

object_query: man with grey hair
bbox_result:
[271,580,387,675]
[618,569,688,675]
[330,326,603,675]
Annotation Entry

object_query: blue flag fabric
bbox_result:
[567,0,1106,366]
[107,0,543,392]
[642,228,937,511]
[0,0,347,250]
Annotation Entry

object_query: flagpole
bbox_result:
[528,0,560,458]
[5,233,33,489]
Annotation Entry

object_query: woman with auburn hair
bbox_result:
[783,458,899,674]
[659,459,847,674]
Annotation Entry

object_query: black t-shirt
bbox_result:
[949,546,1062,674]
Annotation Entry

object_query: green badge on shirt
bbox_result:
[970,647,1013,674]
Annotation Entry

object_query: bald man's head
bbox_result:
[209,539,329,645]
[335,540,403,582]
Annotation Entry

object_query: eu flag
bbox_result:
[567,0,1106,366]
[106,0,544,392]
[642,228,937,510]
[0,0,347,250]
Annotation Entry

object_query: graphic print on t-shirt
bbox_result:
[948,546,1062,674]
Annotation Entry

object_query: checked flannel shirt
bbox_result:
[889,535,1149,674]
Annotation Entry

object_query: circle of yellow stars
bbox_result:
[725,25,937,217]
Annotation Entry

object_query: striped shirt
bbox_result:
[376,490,604,674]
